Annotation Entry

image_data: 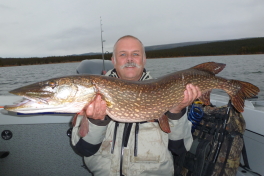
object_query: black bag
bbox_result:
[178,101,245,176]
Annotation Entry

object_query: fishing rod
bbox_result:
[100,16,106,74]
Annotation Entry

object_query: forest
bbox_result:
[1,37,264,67]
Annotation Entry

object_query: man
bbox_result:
[72,35,201,175]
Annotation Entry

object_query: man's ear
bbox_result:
[111,57,115,65]
[143,57,146,65]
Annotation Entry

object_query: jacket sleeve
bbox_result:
[167,108,193,155]
[71,115,111,157]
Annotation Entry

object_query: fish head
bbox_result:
[4,76,96,113]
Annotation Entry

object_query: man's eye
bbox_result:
[120,53,126,56]
[133,53,139,56]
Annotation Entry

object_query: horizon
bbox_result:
[1,36,262,59]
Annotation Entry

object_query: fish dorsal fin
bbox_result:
[191,62,226,75]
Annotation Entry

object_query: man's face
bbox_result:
[112,37,146,81]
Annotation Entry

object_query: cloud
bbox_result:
[1,0,264,57]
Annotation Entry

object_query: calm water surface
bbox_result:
[0,55,263,100]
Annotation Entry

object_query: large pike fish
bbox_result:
[4,62,259,134]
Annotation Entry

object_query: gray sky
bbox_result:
[1,0,264,58]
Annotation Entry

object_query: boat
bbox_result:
[0,59,263,176]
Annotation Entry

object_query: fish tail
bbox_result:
[223,80,260,112]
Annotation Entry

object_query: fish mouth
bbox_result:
[6,84,54,111]
[3,99,68,114]
[4,96,55,112]
[24,95,49,104]
[4,96,83,114]
[4,98,32,109]
[4,85,63,112]
[9,81,54,101]
[9,89,52,104]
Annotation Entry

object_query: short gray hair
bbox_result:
[112,35,146,62]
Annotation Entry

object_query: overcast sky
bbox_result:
[1,0,264,58]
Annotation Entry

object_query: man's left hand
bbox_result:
[169,84,202,113]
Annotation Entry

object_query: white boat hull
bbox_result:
[1,94,263,175]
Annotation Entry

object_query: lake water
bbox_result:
[0,54,263,100]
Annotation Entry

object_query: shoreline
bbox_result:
[1,53,263,68]
[0,61,82,68]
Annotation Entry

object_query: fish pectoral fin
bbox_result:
[78,114,89,137]
[71,111,89,137]
[71,101,89,127]
[198,90,212,105]
[71,113,78,126]
[158,114,171,133]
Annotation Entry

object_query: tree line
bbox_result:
[0,54,113,67]
[146,37,264,58]
[1,37,264,67]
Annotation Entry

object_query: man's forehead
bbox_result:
[116,39,142,51]
[117,37,141,45]
[118,36,140,42]
[118,50,141,53]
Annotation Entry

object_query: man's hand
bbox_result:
[80,95,107,120]
[169,84,202,113]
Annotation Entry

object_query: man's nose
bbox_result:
[126,54,134,62]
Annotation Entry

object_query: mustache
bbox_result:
[120,62,142,69]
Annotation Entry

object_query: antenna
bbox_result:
[100,17,106,73]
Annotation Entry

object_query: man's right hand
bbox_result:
[80,95,107,120]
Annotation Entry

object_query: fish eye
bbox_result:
[40,81,57,89]
[48,81,57,89]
